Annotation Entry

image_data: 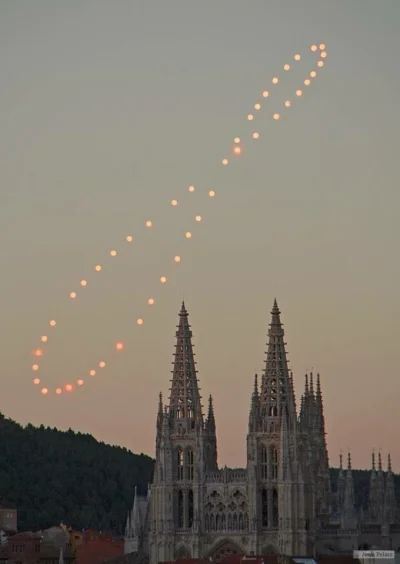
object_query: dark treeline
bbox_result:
[0,413,153,533]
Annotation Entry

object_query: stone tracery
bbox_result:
[204,490,249,532]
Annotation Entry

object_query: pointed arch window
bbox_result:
[260,445,267,479]
[272,488,278,527]
[261,488,268,528]
[188,489,194,528]
[177,490,184,528]
[270,446,278,479]
[176,399,184,419]
[177,448,184,480]
[186,448,194,481]
[238,513,243,530]
[210,514,215,531]
[216,514,220,531]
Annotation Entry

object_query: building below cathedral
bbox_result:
[124,300,400,563]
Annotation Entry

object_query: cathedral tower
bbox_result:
[246,299,308,556]
[150,302,217,563]
[126,298,399,563]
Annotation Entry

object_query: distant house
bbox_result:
[74,530,124,564]
[0,530,75,564]
[0,507,17,534]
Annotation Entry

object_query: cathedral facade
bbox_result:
[124,300,399,563]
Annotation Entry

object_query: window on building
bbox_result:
[177,448,184,480]
[269,405,278,416]
[261,488,268,528]
[35,544,40,553]
[260,445,267,479]
[205,514,209,531]
[272,488,279,527]
[186,448,194,481]
[188,490,194,528]
[177,490,184,529]
[270,446,278,479]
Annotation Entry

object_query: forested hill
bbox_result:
[0,412,154,532]
[0,412,399,533]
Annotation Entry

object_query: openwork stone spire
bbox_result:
[260,299,296,425]
[169,302,203,428]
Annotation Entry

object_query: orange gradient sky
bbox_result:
[1,0,399,471]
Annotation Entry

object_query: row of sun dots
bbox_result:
[32,43,328,396]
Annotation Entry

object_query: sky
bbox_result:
[1,0,399,472]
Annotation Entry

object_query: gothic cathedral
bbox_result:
[124,300,399,562]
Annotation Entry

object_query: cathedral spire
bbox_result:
[249,374,260,432]
[315,373,326,435]
[157,393,163,431]
[301,374,314,433]
[309,372,317,432]
[206,395,216,433]
[369,450,380,523]
[385,453,397,524]
[337,452,346,514]
[375,450,386,523]
[341,451,356,528]
[205,394,218,471]
[290,371,297,415]
[309,372,314,396]
[124,511,131,537]
[367,449,386,525]
[313,372,331,524]
[260,300,296,427]
[169,302,203,430]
